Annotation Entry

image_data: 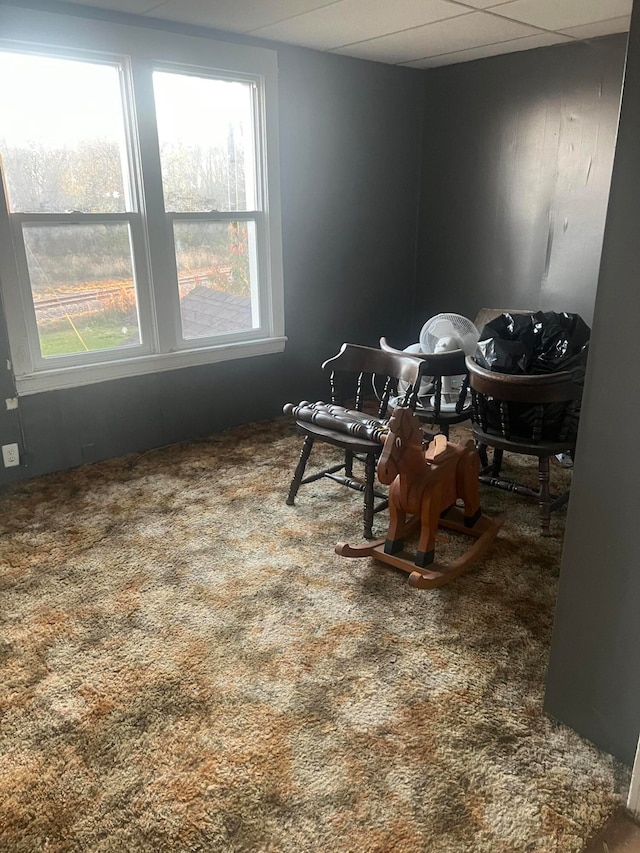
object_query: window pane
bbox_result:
[154,71,256,213]
[174,220,257,340]
[23,223,141,358]
[0,52,130,214]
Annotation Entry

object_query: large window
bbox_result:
[0,7,284,392]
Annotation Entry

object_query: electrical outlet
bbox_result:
[2,443,20,467]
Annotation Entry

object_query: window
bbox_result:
[0,7,284,393]
[153,70,261,341]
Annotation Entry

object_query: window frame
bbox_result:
[150,63,267,351]
[14,214,156,370]
[0,6,285,395]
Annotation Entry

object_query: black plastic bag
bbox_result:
[475,311,590,379]
[473,311,590,440]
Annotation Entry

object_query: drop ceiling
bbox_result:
[47,0,633,67]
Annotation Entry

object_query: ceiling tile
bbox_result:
[58,0,159,11]
[453,0,519,8]
[247,0,468,51]
[405,31,572,67]
[490,0,633,32]
[560,15,631,39]
[144,0,339,33]
[332,11,541,64]
[35,0,634,68]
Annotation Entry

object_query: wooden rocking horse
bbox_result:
[336,407,503,589]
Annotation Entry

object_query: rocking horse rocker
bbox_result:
[336,407,503,589]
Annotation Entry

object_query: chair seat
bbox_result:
[296,417,437,455]
[389,394,471,419]
[294,420,383,455]
[471,424,575,458]
[415,403,472,427]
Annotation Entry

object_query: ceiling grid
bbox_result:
[44,0,632,66]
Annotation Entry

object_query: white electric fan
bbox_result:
[388,341,434,405]
[419,313,480,411]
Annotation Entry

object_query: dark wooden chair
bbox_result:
[283,343,432,539]
[465,355,583,535]
[379,337,472,438]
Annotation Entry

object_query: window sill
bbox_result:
[15,336,287,395]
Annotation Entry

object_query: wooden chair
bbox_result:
[465,356,583,536]
[379,337,472,438]
[283,343,431,539]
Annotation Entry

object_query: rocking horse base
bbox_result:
[336,506,504,589]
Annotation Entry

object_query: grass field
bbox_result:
[39,322,136,358]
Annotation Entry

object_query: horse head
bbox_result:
[377,407,423,485]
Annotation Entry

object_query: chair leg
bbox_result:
[440,424,450,439]
[492,448,504,477]
[286,434,314,506]
[476,443,489,469]
[538,455,551,536]
[344,449,354,478]
[363,452,376,540]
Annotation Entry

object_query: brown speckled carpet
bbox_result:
[0,419,629,853]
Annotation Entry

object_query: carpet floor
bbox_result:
[0,418,629,853]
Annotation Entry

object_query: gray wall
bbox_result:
[0,3,424,485]
[544,7,640,766]
[414,35,626,336]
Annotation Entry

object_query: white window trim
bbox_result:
[14,337,288,395]
[11,212,157,371]
[0,5,286,395]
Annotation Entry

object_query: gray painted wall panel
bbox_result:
[545,10,640,766]
[0,304,25,482]
[415,36,626,335]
